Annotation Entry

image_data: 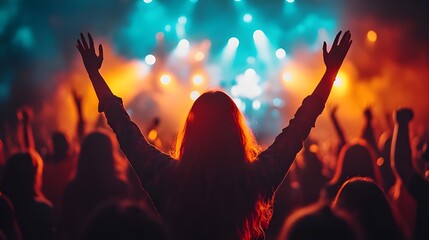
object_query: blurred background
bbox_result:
[1,0,428,149]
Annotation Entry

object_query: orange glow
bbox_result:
[376,157,384,167]
[194,51,205,62]
[148,129,158,141]
[333,71,348,95]
[367,30,377,43]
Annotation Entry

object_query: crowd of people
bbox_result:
[0,30,428,240]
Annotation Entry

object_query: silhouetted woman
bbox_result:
[76,30,352,239]
[0,151,53,240]
[324,139,383,199]
[279,202,361,240]
[60,130,130,239]
[333,177,405,240]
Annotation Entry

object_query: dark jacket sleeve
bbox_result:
[250,95,325,197]
[407,174,429,240]
[100,96,177,204]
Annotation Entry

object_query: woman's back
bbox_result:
[60,131,130,238]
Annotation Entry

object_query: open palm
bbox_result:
[77,33,104,73]
[323,31,352,72]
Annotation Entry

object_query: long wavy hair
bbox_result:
[333,177,404,240]
[172,90,271,239]
[74,130,124,184]
[329,139,383,189]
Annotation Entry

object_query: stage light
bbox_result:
[192,74,204,85]
[145,54,156,65]
[243,13,252,23]
[143,0,152,3]
[333,71,348,95]
[286,0,295,3]
[165,25,172,32]
[220,37,239,65]
[194,51,205,62]
[148,129,158,141]
[228,37,239,48]
[190,90,200,100]
[253,30,271,63]
[253,30,265,42]
[276,48,286,59]
[175,39,190,57]
[245,68,256,77]
[160,74,172,85]
[334,76,343,86]
[273,98,284,107]
[282,72,292,82]
[367,30,377,43]
[178,39,189,49]
[178,16,187,25]
[252,100,261,110]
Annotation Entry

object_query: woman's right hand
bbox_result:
[323,30,352,72]
[77,32,104,73]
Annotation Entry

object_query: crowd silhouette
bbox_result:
[0,28,428,240]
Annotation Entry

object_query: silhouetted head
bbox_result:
[51,131,70,163]
[0,150,44,201]
[280,203,361,240]
[175,90,259,172]
[75,130,119,181]
[333,177,404,240]
[330,139,382,188]
[80,200,169,240]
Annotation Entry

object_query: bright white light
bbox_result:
[245,68,256,77]
[178,16,187,25]
[243,13,253,23]
[160,74,171,85]
[286,0,295,3]
[282,72,292,82]
[228,37,239,48]
[178,39,189,49]
[220,37,239,64]
[143,0,152,3]
[334,76,343,86]
[276,48,286,59]
[192,75,204,85]
[252,100,261,110]
[273,98,284,107]
[194,51,205,62]
[175,39,190,57]
[253,30,265,42]
[145,54,156,65]
[253,30,271,62]
[233,69,262,99]
[190,91,200,101]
